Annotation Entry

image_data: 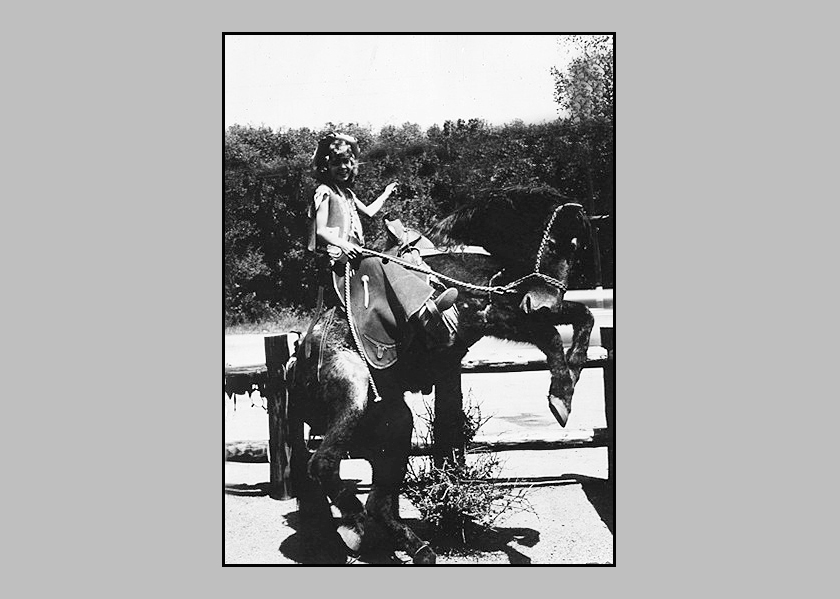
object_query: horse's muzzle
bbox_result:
[520,289,564,314]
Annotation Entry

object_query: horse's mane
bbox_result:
[429,186,584,263]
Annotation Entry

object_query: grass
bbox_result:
[225,306,314,335]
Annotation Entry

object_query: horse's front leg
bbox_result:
[307,350,370,554]
[530,325,574,427]
[560,300,594,385]
[532,301,594,426]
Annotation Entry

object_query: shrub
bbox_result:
[403,393,532,548]
[224,305,313,334]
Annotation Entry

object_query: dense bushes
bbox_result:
[224,119,614,325]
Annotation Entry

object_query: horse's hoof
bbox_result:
[548,395,570,427]
[336,518,365,554]
[412,544,436,564]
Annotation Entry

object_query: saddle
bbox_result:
[304,218,456,372]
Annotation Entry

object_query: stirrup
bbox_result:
[417,298,456,347]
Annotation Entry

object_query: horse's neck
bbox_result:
[422,252,528,345]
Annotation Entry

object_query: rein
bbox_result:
[358,202,580,296]
[339,203,579,402]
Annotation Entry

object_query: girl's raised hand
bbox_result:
[385,182,399,196]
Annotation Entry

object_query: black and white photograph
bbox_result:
[224,33,615,565]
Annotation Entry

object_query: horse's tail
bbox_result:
[283,355,297,387]
[281,331,301,404]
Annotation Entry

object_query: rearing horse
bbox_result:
[287,185,594,564]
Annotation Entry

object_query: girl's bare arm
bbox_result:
[355,182,398,217]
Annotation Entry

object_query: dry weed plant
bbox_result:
[403,391,533,548]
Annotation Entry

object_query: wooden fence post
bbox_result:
[600,327,615,487]
[264,333,298,499]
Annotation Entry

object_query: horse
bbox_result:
[287,185,595,564]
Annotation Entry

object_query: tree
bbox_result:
[551,35,614,123]
[224,112,617,324]
[550,35,615,288]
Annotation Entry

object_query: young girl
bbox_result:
[307,132,457,347]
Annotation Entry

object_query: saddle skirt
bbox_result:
[342,257,406,370]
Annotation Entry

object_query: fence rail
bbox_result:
[225,426,609,462]
[224,327,614,499]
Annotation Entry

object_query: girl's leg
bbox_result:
[377,260,458,346]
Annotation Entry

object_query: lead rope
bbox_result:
[344,261,382,402]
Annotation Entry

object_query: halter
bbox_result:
[535,203,579,276]
[490,202,583,294]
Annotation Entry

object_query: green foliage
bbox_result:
[225,113,615,323]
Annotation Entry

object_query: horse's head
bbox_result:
[519,203,590,315]
[428,186,591,315]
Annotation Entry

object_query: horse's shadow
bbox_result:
[278,511,409,565]
[280,510,542,565]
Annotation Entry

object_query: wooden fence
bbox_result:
[225,327,614,499]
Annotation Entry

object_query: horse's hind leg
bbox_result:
[289,400,330,520]
[306,351,370,553]
[365,398,436,564]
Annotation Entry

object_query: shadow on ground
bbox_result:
[278,512,406,565]
[224,482,292,500]
[463,474,613,536]
[225,483,269,497]
[276,510,542,565]
[414,522,542,564]
[225,476,610,564]
[561,474,614,534]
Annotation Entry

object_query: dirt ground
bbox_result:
[225,453,613,565]
[224,333,615,565]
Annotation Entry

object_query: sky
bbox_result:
[224,34,578,132]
